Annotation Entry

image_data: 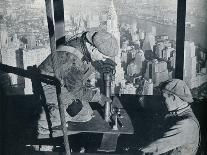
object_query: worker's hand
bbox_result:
[91,89,112,107]
[91,59,116,74]
[99,94,112,106]
[139,145,158,155]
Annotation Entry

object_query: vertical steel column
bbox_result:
[53,0,65,47]
[44,0,71,154]
[175,0,186,79]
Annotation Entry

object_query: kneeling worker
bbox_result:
[140,79,200,155]
[37,30,118,135]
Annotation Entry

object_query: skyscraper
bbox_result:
[0,16,8,50]
[145,59,169,87]
[107,0,126,93]
[16,48,25,90]
[143,32,155,52]
[183,41,197,88]
[107,0,120,47]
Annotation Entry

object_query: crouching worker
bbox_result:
[140,79,200,155]
[37,30,118,135]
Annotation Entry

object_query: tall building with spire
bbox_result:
[107,0,120,47]
[107,0,125,94]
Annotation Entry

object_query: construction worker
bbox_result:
[37,30,118,135]
[140,79,200,155]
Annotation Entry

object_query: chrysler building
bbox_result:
[107,0,126,94]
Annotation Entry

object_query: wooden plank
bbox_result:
[37,110,133,139]
[37,97,134,139]
[25,151,125,155]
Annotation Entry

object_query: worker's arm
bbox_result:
[38,54,54,76]
[140,119,199,155]
[90,89,112,106]
[80,62,112,106]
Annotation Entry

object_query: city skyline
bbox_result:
[0,0,207,96]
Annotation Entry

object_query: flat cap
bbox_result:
[162,79,194,103]
[86,30,119,57]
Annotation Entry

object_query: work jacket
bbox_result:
[142,106,200,155]
[37,34,100,128]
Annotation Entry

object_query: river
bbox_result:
[119,15,207,49]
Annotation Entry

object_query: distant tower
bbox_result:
[0,16,8,63]
[0,15,5,63]
[27,31,36,49]
[107,0,125,94]
[151,26,156,36]
[107,0,120,47]
[16,48,25,90]
[145,59,169,87]
[134,51,145,74]
[0,16,8,53]
[143,33,155,52]
[183,41,197,88]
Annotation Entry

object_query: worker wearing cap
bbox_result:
[140,79,200,155]
[37,30,118,134]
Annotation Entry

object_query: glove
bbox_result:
[91,89,112,107]
[92,58,116,74]
[139,145,158,155]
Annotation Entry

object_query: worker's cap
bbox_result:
[86,30,119,57]
[161,79,194,103]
